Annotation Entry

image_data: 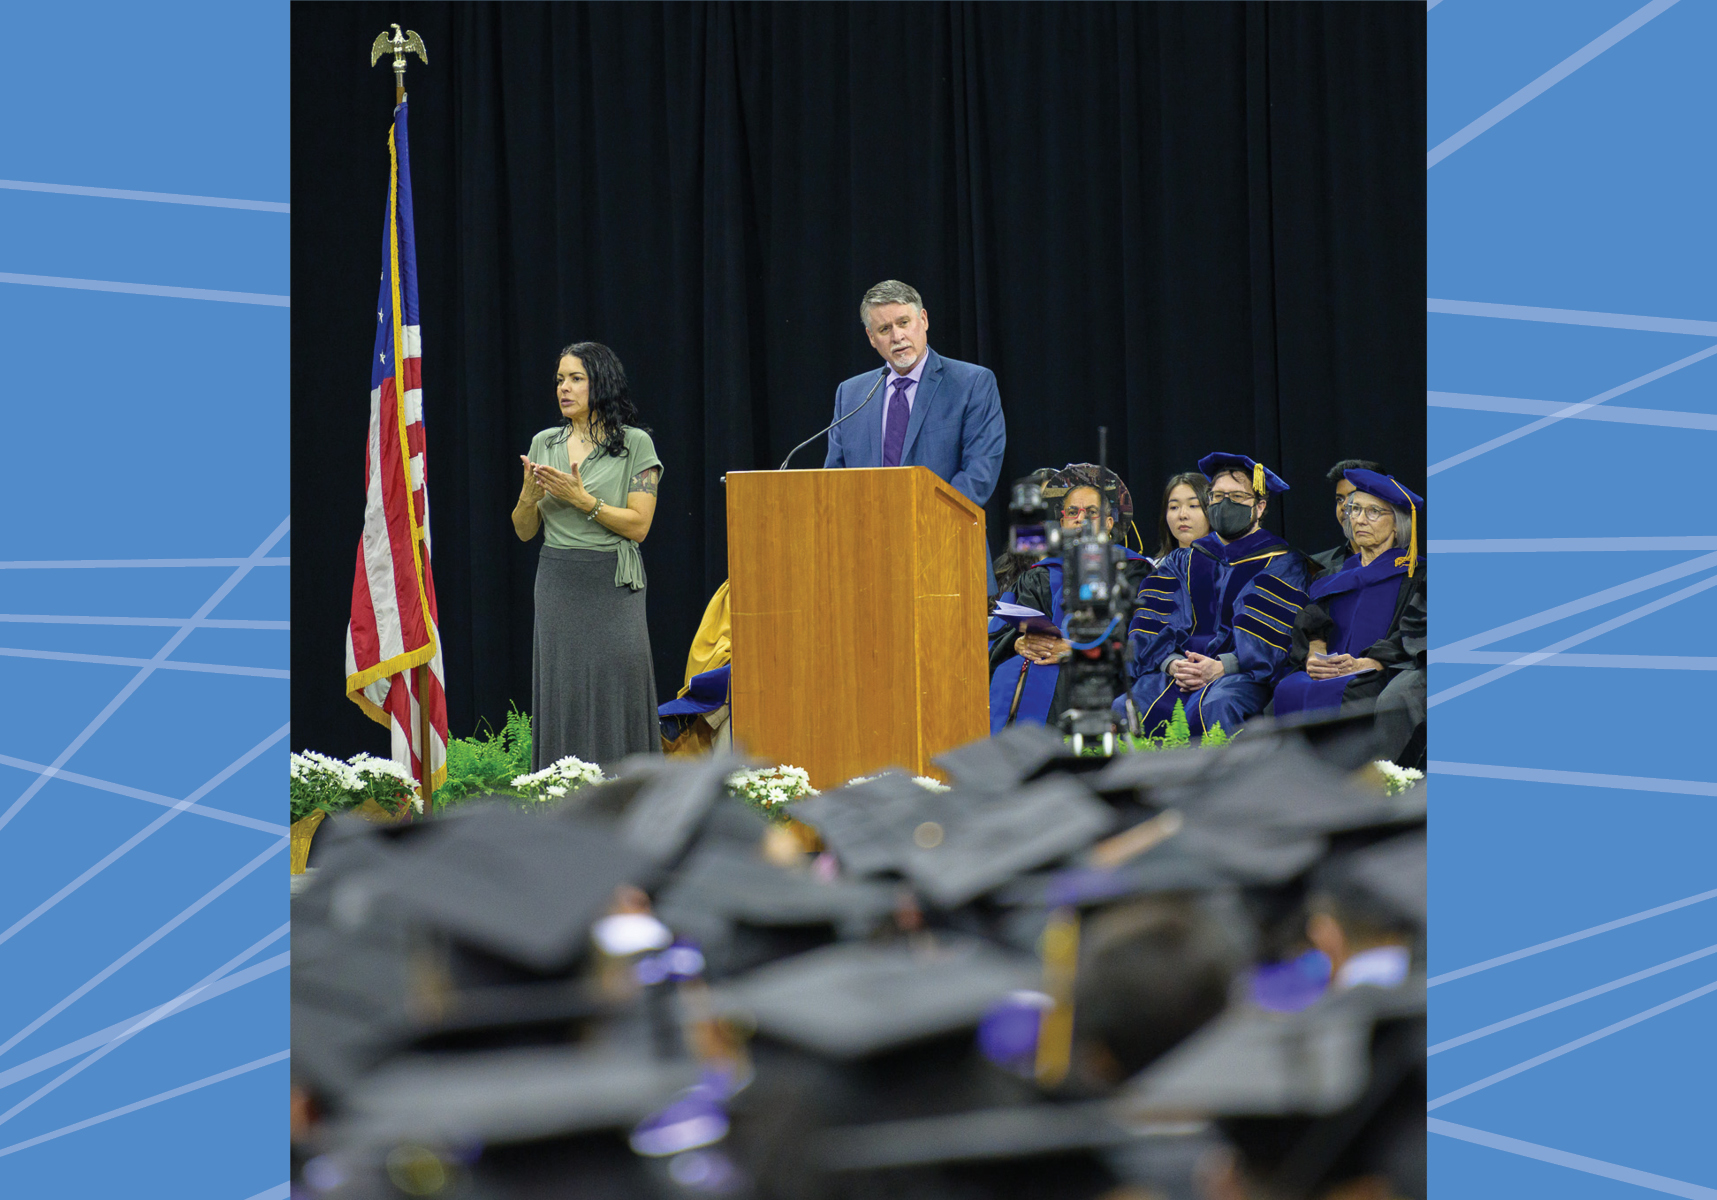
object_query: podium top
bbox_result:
[725,466,984,521]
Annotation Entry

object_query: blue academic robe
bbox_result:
[1116,528,1311,737]
[1272,553,1410,717]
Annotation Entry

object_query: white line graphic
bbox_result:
[0,178,289,212]
[1429,942,1717,1054]
[0,647,288,679]
[0,924,290,1129]
[1429,1120,1717,1198]
[1428,343,1717,475]
[1427,978,1717,1110]
[1428,297,1717,337]
[0,954,287,1093]
[1435,551,1717,655]
[0,1051,289,1158]
[0,726,290,951]
[0,752,286,835]
[1427,0,1685,168]
[0,838,287,1059]
[0,518,289,837]
[1432,760,1717,798]
[0,272,289,307]
[0,614,288,630]
[1430,390,1717,431]
[1429,886,1717,986]
[1428,572,1717,706]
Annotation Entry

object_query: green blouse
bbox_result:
[527,425,663,590]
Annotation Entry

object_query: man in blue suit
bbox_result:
[824,279,1008,589]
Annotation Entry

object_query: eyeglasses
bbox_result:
[1209,491,1257,505]
[1342,503,1394,523]
[1062,505,1102,520]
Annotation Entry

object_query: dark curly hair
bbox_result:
[1154,471,1212,561]
[551,341,649,459]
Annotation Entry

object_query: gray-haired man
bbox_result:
[824,280,1008,589]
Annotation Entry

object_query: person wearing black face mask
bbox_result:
[1116,453,1313,739]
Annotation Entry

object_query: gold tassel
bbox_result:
[1395,497,1419,576]
[1035,906,1081,1087]
[1252,462,1265,495]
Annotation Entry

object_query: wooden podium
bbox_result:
[726,467,990,788]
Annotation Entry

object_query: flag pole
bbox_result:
[373,24,432,816]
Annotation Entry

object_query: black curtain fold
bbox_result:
[291,1,1425,758]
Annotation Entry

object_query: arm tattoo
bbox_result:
[629,467,661,497]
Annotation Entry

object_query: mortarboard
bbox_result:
[933,722,1081,792]
[1197,452,1290,496]
[1341,467,1423,577]
[334,1044,703,1150]
[332,806,656,973]
[1310,828,1427,931]
[1119,978,1426,1120]
[796,774,1115,908]
[1176,735,1426,838]
[708,935,1040,1059]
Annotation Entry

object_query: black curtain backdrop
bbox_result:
[291,1,1425,758]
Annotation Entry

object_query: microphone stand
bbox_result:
[779,368,890,470]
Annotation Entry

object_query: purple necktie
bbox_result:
[881,376,912,467]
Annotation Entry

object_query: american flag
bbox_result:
[344,100,447,800]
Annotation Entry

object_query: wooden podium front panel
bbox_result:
[727,468,987,789]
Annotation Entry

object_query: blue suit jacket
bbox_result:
[823,348,1007,507]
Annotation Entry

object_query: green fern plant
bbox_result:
[434,705,535,810]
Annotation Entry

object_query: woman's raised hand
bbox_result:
[530,459,595,511]
[519,456,547,503]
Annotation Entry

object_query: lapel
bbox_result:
[900,349,943,463]
[857,367,889,467]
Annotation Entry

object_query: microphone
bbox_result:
[779,368,890,470]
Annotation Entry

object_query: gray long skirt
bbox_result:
[532,546,660,770]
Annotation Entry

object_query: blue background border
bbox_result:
[0,1,289,1196]
[1428,0,1716,1195]
[2,1,1711,1195]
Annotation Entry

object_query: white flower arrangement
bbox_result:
[349,752,424,812]
[511,755,608,803]
[842,773,951,793]
[727,765,818,814]
[290,749,420,821]
[1372,760,1425,797]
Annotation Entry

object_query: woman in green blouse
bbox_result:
[513,342,664,768]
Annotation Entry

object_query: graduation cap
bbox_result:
[811,1099,1149,1171]
[612,752,748,866]
[1119,981,1427,1200]
[932,723,1081,792]
[796,775,1114,908]
[1178,735,1426,838]
[1310,828,1427,932]
[1341,467,1423,577]
[653,843,901,975]
[1119,978,1425,1120]
[708,935,1040,1059]
[333,1044,704,1150]
[1197,452,1290,495]
[338,806,657,973]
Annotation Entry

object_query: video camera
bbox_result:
[1005,432,1138,752]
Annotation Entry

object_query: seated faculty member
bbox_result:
[824,279,1007,589]
[987,464,1151,731]
[1308,457,1384,579]
[1272,469,1426,761]
[515,342,663,769]
[1154,470,1213,561]
[1117,453,1312,739]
